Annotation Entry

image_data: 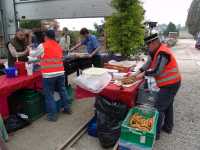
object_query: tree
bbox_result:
[105,0,145,56]
[186,0,200,38]
[163,22,178,37]
[19,20,41,29]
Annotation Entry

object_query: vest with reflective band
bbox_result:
[150,44,181,87]
[40,39,64,74]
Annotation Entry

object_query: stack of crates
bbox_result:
[119,107,159,150]
[20,90,45,121]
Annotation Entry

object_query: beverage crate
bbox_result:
[120,107,158,148]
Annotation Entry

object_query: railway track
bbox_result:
[56,116,119,150]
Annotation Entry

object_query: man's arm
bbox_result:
[145,53,169,76]
[29,44,44,57]
[8,43,29,58]
[139,55,152,72]
[69,42,82,52]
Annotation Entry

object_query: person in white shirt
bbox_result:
[59,30,70,55]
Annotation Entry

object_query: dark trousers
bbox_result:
[92,55,102,67]
[155,81,181,135]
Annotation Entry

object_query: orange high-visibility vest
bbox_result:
[150,44,181,87]
[40,39,64,74]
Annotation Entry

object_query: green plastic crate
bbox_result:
[120,107,159,148]
[20,90,45,121]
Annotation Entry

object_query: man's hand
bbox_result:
[24,48,30,55]
[136,72,145,80]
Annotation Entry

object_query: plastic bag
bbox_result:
[145,76,160,92]
[95,96,128,148]
[98,126,121,148]
[76,72,112,93]
[137,82,158,107]
[95,96,128,120]
[5,114,31,133]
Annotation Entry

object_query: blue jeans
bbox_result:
[43,75,69,117]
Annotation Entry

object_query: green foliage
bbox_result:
[163,22,179,37]
[92,23,104,37]
[105,0,145,56]
[186,0,200,38]
[68,31,79,47]
[19,20,41,29]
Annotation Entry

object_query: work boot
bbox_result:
[63,107,72,115]
[162,127,173,134]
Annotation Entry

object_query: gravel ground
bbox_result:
[72,39,200,150]
[5,39,200,150]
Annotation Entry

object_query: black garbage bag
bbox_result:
[98,125,121,148]
[95,96,128,148]
[95,96,128,121]
[5,114,31,133]
[96,110,121,130]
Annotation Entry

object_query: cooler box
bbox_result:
[120,107,158,149]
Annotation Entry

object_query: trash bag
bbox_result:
[95,96,128,120]
[96,110,121,130]
[5,114,31,133]
[95,96,128,148]
[98,126,121,148]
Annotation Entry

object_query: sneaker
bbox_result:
[47,114,58,122]
[63,107,72,115]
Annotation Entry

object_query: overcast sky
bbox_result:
[58,0,193,30]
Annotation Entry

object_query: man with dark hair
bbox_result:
[70,27,102,67]
[7,29,30,67]
[135,33,181,140]
[29,30,71,122]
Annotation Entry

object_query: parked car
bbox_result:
[195,38,200,50]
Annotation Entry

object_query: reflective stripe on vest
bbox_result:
[40,39,64,73]
[40,64,64,69]
[159,68,178,77]
[40,58,63,63]
[157,74,180,83]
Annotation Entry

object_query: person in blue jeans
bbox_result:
[43,75,71,121]
[29,30,71,122]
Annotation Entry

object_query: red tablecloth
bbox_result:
[0,72,42,119]
[75,80,143,108]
